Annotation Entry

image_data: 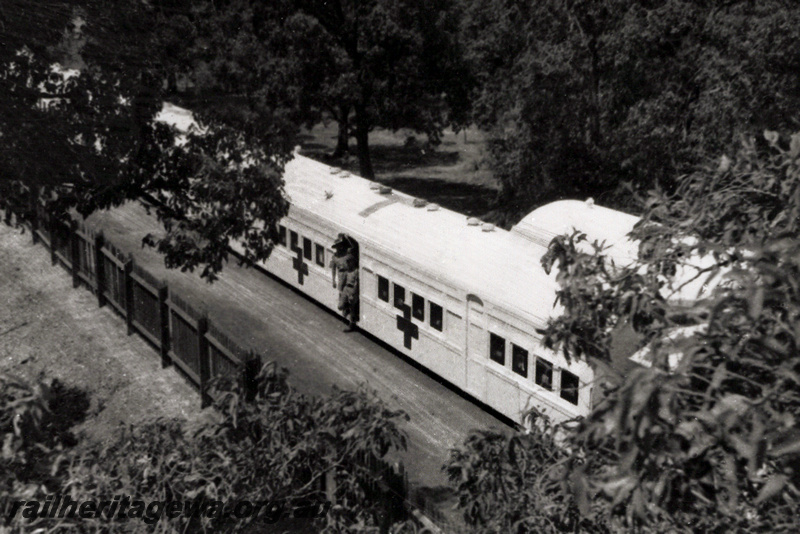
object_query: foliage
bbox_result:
[175,0,311,154]
[556,132,800,532]
[191,0,470,179]
[444,423,608,533]
[462,0,800,223]
[2,362,410,533]
[294,0,471,178]
[1,374,89,513]
[448,135,800,532]
[0,2,291,281]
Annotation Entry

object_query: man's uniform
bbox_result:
[331,235,359,330]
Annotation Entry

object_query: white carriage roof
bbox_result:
[511,199,641,267]
[510,199,727,303]
[283,154,562,327]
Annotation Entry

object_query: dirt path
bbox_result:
[0,223,202,445]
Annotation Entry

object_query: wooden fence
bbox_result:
[11,201,413,531]
[23,202,259,408]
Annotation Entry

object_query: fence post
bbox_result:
[198,315,210,408]
[29,193,39,245]
[159,284,171,368]
[95,233,106,308]
[70,220,81,288]
[124,255,134,335]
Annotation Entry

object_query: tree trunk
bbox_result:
[354,104,374,179]
[332,103,350,158]
[167,71,178,95]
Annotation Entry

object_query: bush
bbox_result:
[3,362,411,533]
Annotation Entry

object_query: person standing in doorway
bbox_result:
[331,234,359,331]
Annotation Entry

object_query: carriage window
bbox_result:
[489,333,505,365]
[535,359,553,390]
[412,293,425,321]
[430,302,443,331]
[290,230,299,250]
[278,225,287,247]
[315,244,325,266]
[394,284,406,309]
[303,237,312,260]
[512,344,528,377]
[561,370,579,405]
[378,276,390,302]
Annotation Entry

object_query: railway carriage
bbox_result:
[232,153,642,425]
[158,103,642,426]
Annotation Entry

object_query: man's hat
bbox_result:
[332,233,349,248]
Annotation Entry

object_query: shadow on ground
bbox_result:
[302,141,460,172]
[380,176,495,218]
[47,379,91,447]
[368,145,461,173]
[301,142,497,218]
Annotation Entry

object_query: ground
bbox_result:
[299,124,500,219]
[0,223,203,447]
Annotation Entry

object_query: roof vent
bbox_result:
[585,197,595,208]
[330,167,341,175]
[339,171,351,178]
[481,223,495,232]
[379,186,393,195]
[413,198,428,208]
[426,203,440,211]
[467,217,481,226]
[369,182,381,190]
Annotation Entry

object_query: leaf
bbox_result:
[754,474,788,504]
[790,132,800,159]
[718,155,732,173]
[764,130,779,146]
[769,430,800,457]
[570,468,591,517]
[749,286,764,319]
[630,487,648,523]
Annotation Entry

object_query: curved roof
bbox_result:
[511,199,640,267]
[282,154,563,328]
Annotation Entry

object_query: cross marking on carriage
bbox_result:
[396,304,418,349]
[291,246,308,285]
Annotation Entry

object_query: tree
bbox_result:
[296,0,471,179]
[446,132,800,532]
[191,0,470,180]
[463,0,800,224]
[0,1,291,281]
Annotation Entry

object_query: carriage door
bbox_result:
[331,234,360,322]
[465,293,487,397]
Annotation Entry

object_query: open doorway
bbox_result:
[331,233,360,330]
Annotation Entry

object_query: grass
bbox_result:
[298,122,499,218]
